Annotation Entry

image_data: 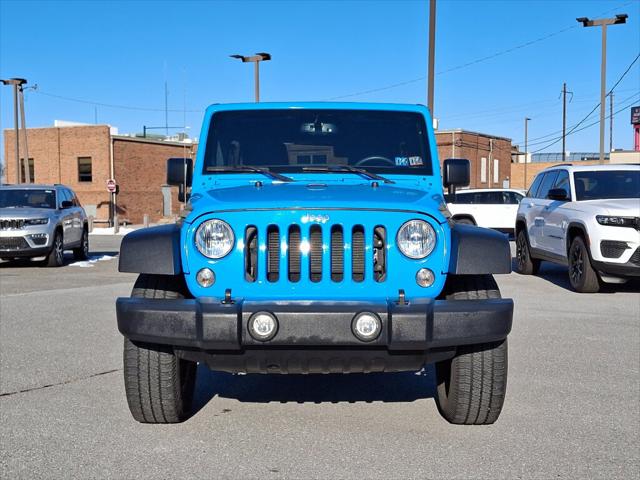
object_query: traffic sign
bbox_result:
[107,179,117,193]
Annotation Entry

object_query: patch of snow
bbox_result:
[68,255,116,268]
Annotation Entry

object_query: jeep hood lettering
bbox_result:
[188,183,447,223]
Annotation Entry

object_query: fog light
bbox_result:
[352,312,382,342]
[196,268,215,287]
[416,268,435,288]
[248,312,278,341]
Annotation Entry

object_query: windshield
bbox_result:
[0,189,57,209]
[573,170,640,201]
[203,109,432,176]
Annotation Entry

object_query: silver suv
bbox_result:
[0,184,89,267]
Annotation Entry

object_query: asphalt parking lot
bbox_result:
[1,235,638,479]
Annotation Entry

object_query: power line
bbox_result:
[325,1,637,101]
[32,90,203,113]
[531,94,640,153]
[515,52,640,145]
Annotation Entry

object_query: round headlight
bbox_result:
[195,219,234,259]
[397,220,436,259]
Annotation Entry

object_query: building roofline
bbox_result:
[111,135,197,147]
[436,129,512,142]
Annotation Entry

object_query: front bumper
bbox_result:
[592,258,640,277]
[116,297,513,373]
[0,229,52,257]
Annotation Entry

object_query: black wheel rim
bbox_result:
[55,236,63,264]
[516,234,528,270]
[569,244,584,285]
[82,232,89,256]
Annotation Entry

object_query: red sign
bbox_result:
[107,179,117,193]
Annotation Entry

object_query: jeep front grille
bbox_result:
[244,224,387,284]
[0,219,25,230]
[0,237,29,250]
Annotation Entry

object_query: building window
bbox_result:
[480,157,487,183]
[78,157,92,182]
[493,159,499,184]
[20,158,35,183]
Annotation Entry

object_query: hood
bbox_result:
[187,182,447,223]
[576,198,640,216]
[0,207,56,220]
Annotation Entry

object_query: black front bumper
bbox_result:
[0,246,51,258]
[116,297,513,373]
[592,259,640,277]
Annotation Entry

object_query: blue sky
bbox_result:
[1,0,639,165]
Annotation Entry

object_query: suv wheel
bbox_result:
[435,275,508,425]
[123,274,197,423]
[45,231,64,267]
[515,229,540,275]
[73,228,89,261]
[568,236,600,293]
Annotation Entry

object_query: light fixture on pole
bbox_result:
[230,53,272,102]
[576,13,628,164]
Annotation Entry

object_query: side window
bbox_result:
[527,174,544,198]
[503,191,522,204]
[553,170,570,197]
[537,171,559,199]
[452,193,472,204]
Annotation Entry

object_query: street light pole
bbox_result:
[427,0,437,115]
[0,78,28,183]
[577,14,628,164]
[230,53,272,102]
[524,117,530,190]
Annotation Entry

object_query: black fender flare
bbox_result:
[118,224,182,275]
[448,224,511,275]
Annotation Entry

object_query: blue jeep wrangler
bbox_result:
[116,103,513,425]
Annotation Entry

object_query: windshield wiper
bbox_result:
[205,166,294,183]
[302,165,395,184]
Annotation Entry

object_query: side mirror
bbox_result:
[60,200,73,209]
[443,158,470,194]
[167,158,193,187]
[547,188,569,201]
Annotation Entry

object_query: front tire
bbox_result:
[123,274,197,423]
[45,231,64,267]
[435,275,508,425]
[515,229,540,275]
[568,236,600,293]
[73,228,89,260]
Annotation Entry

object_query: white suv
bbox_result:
[515,164,639,292]
[445,188,525,234]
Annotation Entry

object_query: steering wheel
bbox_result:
[355,156,395,167]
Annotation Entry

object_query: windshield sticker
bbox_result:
[409,156,424,166]
[395,156,409,166]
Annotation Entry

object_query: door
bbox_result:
[502,191,524,232]
[58,189,75,246]
[542,170,572,257]
[531,171,559,251]
[523,172,557,250]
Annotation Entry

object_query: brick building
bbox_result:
[435,130,512,189]
[4,124,514,222]
[4,124,197,224]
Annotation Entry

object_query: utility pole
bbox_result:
[577,13,628,164]
[561,83,573,161]
[0,78,27,183]
[609,91,614,153]
[18,83,31,183]
[524,117,530,190]
[230,53,272,102]
[164,81,169,136]
[427,0,437,116]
